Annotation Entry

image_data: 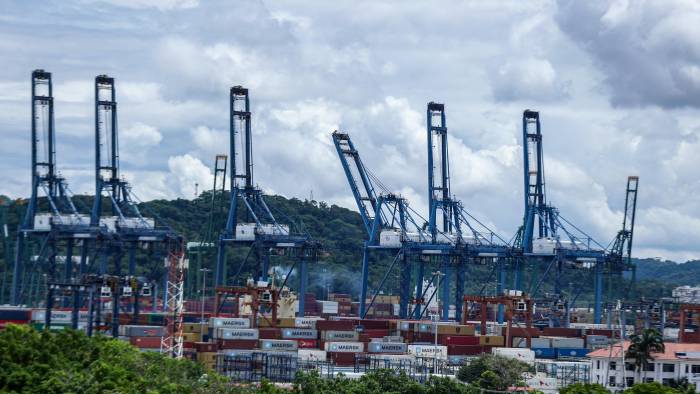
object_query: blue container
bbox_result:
[532,347,556,359]
[0,309,31,321]
[556,348,590,358]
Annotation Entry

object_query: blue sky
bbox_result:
[1,0,700,262]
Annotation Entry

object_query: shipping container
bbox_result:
[195,342,218,352]
[260,339,298,351]
[294,317,321,328]
[532,347,556,359]
[479,335,505,346]
[209,317,251,329]
[327,351,356,366]
[129,336,161,349]
[407,345,448,360]
[298,349,327,361]
[444,335,479,346]
[296,339,318,349]
[556,348,589,358]
[492,348,535,364]
[316,320,354,331]
[324,341,364,353]
[213,328,259,340]
[322,330,359,341]
[122,325,165,337]
[218,339,258,350]
[281,328,317,339]
[447,345,487,356]
[367,342,407,353]
[549,337,585,349]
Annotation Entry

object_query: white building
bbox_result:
[672,285,700,304]
[588,342,700,392]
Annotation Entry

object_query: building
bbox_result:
[588,342,700,392]
[672,285,700,304]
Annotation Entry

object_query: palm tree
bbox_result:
[625,328,665,383]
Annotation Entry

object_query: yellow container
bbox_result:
[182,332,202,342]
[182,323,205,333]
[197,352,218,364]
[479,335,505,346]
[436,324,476,336]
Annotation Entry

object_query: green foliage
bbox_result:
[0,324,234,393]
[291,370,472,394]
[626,328,665,379]
[456,353,533,390]
[561,383,612,394]
[623,382,678,394]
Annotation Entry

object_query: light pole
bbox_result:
[200,268,211,338]
[432,270,444,375]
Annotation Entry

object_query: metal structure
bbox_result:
[11,70,101,306]
[161,239,186,358]
[213,279,284,328]
[462,293,534,348]
[516,110,616,324]
[607,176,639,297]
[187,154,228,298]
[215,86,320,317]
[425,102,511,321]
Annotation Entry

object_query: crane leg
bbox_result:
[497,258,506,323]
[413,259,425,319]
[594,262,603,324]
[441,256,450,320]
[359,245,370,319]
[399,252,411,319]
[454,260,465,322]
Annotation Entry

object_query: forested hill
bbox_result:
[0,192,697,300]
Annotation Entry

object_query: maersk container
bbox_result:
[209,317,251,329]
[556,348,589,358]
[295,317,321,328]
[260,339,298,351]
[281,328,317,339]
[215,328,259,340]
[368,342,407,353]
[407,345,448,360]
[532,348,556,359]
[325,341,364,353]
[323,330,359,341]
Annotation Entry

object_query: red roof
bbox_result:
[588,342,700,360]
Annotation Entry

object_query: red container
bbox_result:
[195,342,219,352]
[509,327,540,338]
[0,320,30,329]
[258,328,281,339]
[362,329,390,338]
[328,351,357,366]
[359,319,391,329]
[447,345,483,356]
[586,329,613,338]
[183,342,195,349]
[316,320,355,331]
[130,336,161,349]
[297,339,318,349]
[218,339,257,350]
[542,327,581,337]
[445,335,479,346]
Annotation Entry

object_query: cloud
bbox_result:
[167,154,212,198]
[491,58,571,102]
[555,0,700,108]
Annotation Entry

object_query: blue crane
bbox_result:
[11,70,101,307]
[517,110,623,325]
[425,102,512,321]
[215,86,320,317]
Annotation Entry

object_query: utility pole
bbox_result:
[200,268,211,338]
[432,270,444,375]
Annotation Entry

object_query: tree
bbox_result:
[626,328,665,382]
[561,383,612,394]
[623,382,676,394]
[456,353,533,390]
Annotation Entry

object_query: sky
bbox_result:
[1,0,700,262]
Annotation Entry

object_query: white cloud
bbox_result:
[167,154,212,198]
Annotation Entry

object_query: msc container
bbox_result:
[323,330,359,341]
[281,328,317,339]
[556,348,589,358]
[296,339,318,349]
[260,339,298,351]
[209,317,251,329]
[532,348,556,359]
[214,328,259,340]
[218,339,258,350]
[324,341,364,353]
[298,349,327,361]
[407,345,448,360]
[368,342,407,353]
[550,337,585,349]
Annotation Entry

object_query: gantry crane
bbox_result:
[516,110,635,325]
[11,70,102,308]
[425,102,512,321]
[215,86,320,317]
[91,74,183,354]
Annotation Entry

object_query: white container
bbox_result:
[235,223,257,241]
[281,328,317,339]
[492,348,535,364]
[319,301,339,314]
[379,229,402,247]
[260,339,298,351]
[323,330,359,341]
[368,342,407,353]
[214,328,259,340]
[295,317,321,328]
[369,354,416,363]
[100,216,119,233]
[33,214,53,231]
[532,238,556,255]
[298,349,327,361]
[531,337,552,349]
[118,217,155,229]
[550,337,584,349]
[209,317,251,329]
[407,345,447,360]
[325,341,364,353]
